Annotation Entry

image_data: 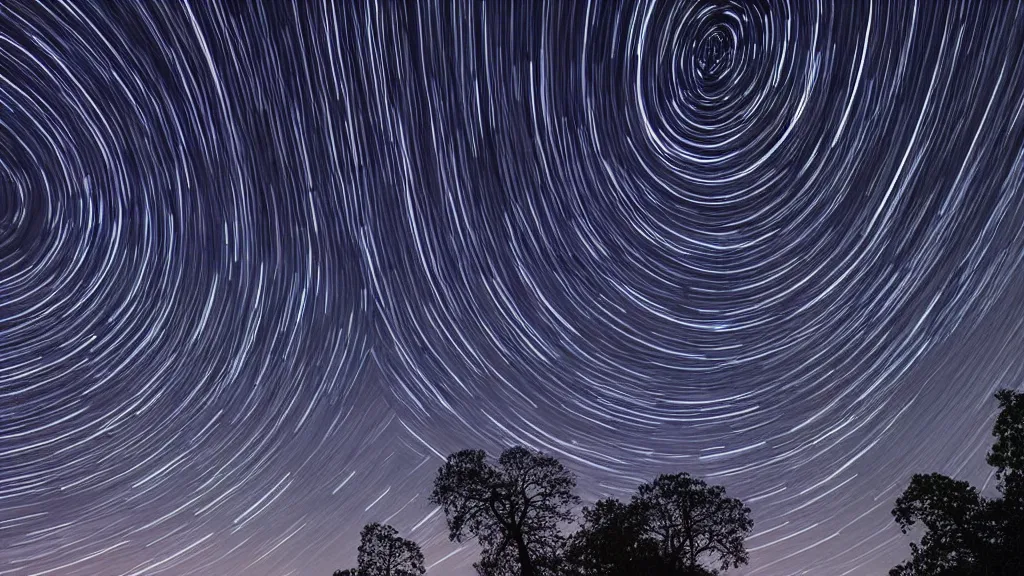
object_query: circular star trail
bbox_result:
[2,2,1024,575]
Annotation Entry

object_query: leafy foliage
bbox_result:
[889,474,994,575]
[334,523,424,576]
[563,476,752,576]
[564,498,666,576]
[989,390,1024,495]
[890,389,1024,576]
[632,473,753,575]
[430,447,580,576]
[357,523,425,576]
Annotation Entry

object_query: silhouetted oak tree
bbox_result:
[429,446,580,576]
[632,473,753,574]
[889,473,997,576]
[358,523,425,576]
[335,523,424,576]
[891,389,1024,576]
[564,498,667,576]
[988,390,1024,570]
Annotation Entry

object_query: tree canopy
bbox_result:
[429,446,579,576]
[563,475,752,576]
[564,497,666,576]
[890,389,1024,576]
[633,473,753,574]
[428,445,753,576]
[334,522,424,576]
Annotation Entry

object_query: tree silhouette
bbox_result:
[631,473,752,575]
[357,523,425,576]
[475,543,538,576]
[889,474,995,575]
[563,475,751,576]
[334,523,424,576]
[429,446,580,576]
[891,389,1024,575]
[564,498,666,576]
[988,390,1024,570]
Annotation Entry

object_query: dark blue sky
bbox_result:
[2,1,1024,575]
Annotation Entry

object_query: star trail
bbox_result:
[3,1,1024,575]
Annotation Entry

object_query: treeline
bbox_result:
[334,389,1024,576]
[334,447,751,576]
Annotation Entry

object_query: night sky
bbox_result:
[2,1,1024,575]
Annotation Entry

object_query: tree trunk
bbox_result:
[514,531,535,576]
